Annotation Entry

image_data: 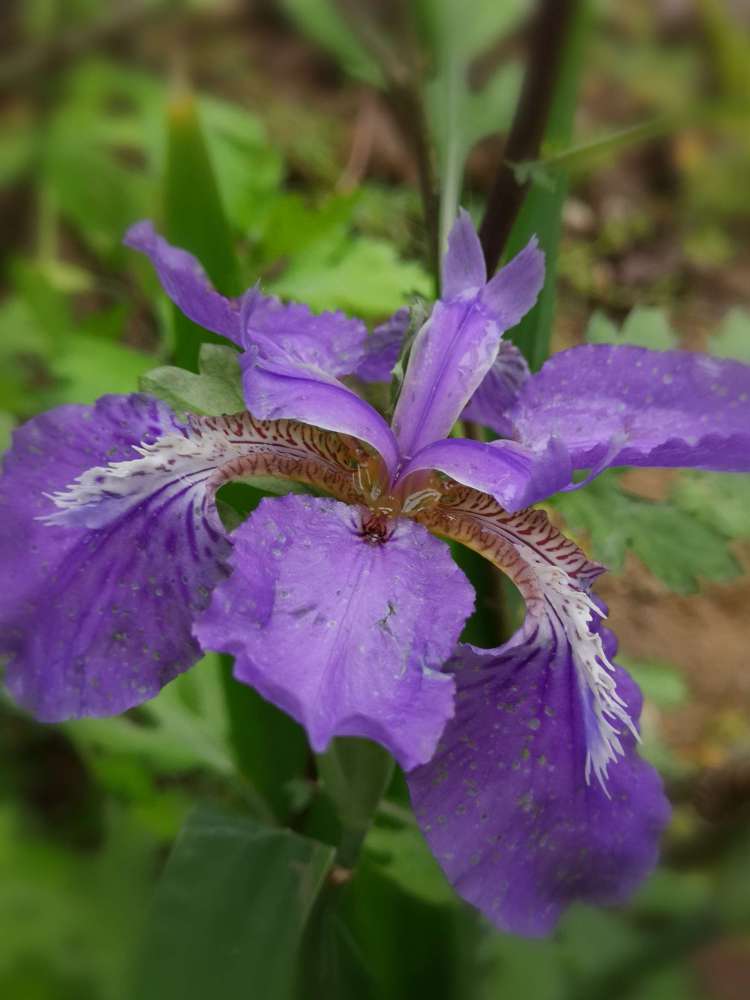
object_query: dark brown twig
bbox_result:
[478,0,578,274]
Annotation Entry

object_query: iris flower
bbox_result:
[2,212,749,936]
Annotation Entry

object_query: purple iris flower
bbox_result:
[2,211,750,936]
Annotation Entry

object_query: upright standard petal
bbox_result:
[240,291,400,474]
[124,221,241,342]
[410,494,670,934]
[392,224,543,460]
[1,402,365,722]
[195,494,475,771]
[462,339,530,437]
[511,344,750,479]
[441,209,486,299]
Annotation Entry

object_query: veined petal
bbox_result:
[124,221,241,342]
[410,492,669,934]
[194,494,475,771]
[407,637,669,936]
[240,291,400,474]
[392,220,543,459]
[441,209,486,299]
[1,399,364,721]
[396,436,571,513]
[355,307,410,383]
[511,344,750,481]
[0,395,227,720]
[462,339,530,437]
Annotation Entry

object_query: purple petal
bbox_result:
[441,209,486,299]
[194,494,475,770]
[462,339,531,436]
[396,436,572,512]
[355,307,410,383]
[124,221,241,343]
[511,344,750,478]
[0,395,230,721]
[392,234,544,460]
[407,632,669,936]
[239,291,400,473]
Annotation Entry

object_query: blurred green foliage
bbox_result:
[1,1,750,999]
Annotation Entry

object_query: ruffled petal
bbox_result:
[407,636,669,936]
[194,494,475,770]
[124,221,241,342]
[355,307,410,383]
[409,495,670,934]
[511,344,750,480]
[239,291,400,473]
[1,402,366,722]
[396,436,571,513]
[392,215,543,460]
[462,339,530,437]
[0,395,229,720]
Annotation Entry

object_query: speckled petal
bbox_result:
[511,344,750,478]
[407,628,669,936]
[194,494,475,770]
[392,215,543,459]
[0,395,230,721]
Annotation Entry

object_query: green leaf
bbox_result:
[364,822,454,906]
[672,469,750,540]
[271,236,430,317]
[619,659,688,710]
[66,655,236,780]
[317,738,394,866]
[164,90,241,371]
[52,334,154,404]
[708,306,750,362]
[279,0,382,85]
[428,0,528,247]
[550,472,741,593]
[141,344,244,415]
[135,806,335,1000]
[504,0,593,371]
[586,307,679,350]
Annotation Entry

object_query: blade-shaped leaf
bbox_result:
[135,806,335,1000]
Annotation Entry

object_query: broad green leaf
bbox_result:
[135,806,335,1000]
[199,95,284,229]
[586,307,679,350]
[504,0,593,370]
[53,334,154,404]
[141,343,244,415]
[271,236,430,317]
[550,472,741,593]
[708,306,750,362]
[672,469,750,539]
